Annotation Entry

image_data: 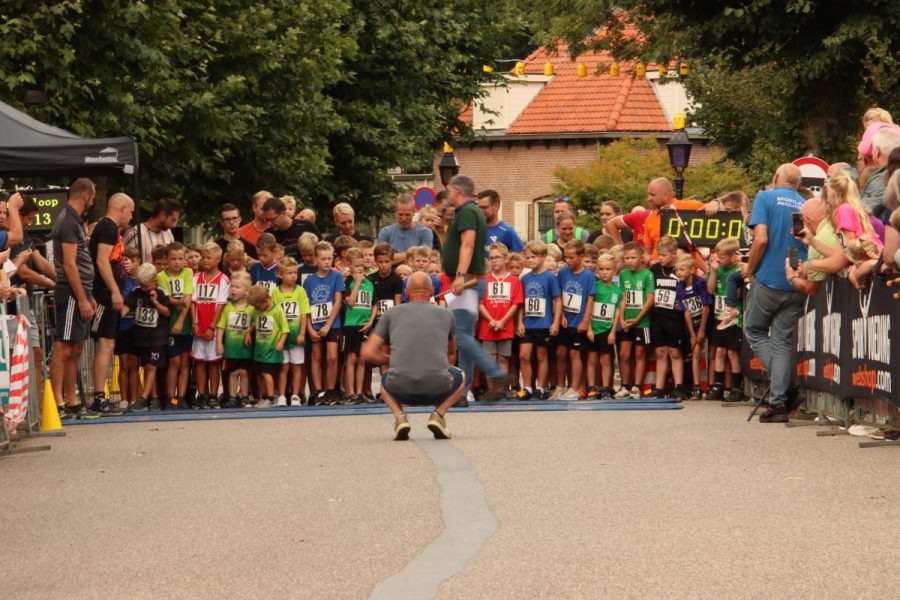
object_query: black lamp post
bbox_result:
[438,142,460,187]
[666,113,692,199]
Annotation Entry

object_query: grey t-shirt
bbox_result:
[377,223,434,253]
[52,204,94,290]
[374,301,455,394]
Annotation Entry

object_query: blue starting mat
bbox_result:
[61,400,682,425]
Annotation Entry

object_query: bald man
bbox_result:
[362,272,466,440]
[743,163,807,423]
[89,192,135,413]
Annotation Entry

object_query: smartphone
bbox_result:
[791,212,804,237]
[788,246,799,269]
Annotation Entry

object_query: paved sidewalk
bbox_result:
[4,403,898,599]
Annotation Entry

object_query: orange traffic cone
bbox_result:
[40,380,63,432]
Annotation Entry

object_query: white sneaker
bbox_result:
[290,394,302,407]
[560,389,580,400]
[629,386,642,399]
[466,391,475,403]
[613,387,631,399]
[257,398,273,408]
[275,395,287,407]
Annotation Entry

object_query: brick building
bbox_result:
[431,45,714,241]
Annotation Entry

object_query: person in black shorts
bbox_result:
[647,236,688,398]
[122,263,173,412]
[89,193,135,413]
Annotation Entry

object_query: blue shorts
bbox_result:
[381,367,465,406]
[168,335,192,357]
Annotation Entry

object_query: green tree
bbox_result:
[554,137,752,230]
[526,1,900,177]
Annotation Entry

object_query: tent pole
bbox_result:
[132,171,142,259]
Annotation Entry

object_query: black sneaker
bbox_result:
[128,399,150,412]
[221,396,240,409]
[61,404,82,420]
[194,394,208,410]
[759,404,788,423]
[599,388,613,400]
[149,398,160,411]
[207,395,220,409]
[785,386,803,414]
[670,386,689,401]
[239,395,252,407]
[90,392,105,413]
[885,430,900,441]
[644,387,667,399]
[100,399,123,414]
[706,384,724,401]
[723,388,747,403]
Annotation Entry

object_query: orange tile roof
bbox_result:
[505,44,671,134]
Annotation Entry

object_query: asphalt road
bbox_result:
[4,403,899,599]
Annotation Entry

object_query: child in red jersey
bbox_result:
[190,242,231,408]
[478,242,523,390]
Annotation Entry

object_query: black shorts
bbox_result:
[620,326,651,345]
[560,327,588,350]
[54,286,91,343]
[311,327,343,344]
[591,330,615,354]
[168,335,192,357]
[651,318,686,349]
[115,328,139,356]
[710,325,742,351]
[225,358,252,372]
[140,347,167,368]
[521,328,551,347]
[90,302,122,340]
[343,326,366,354]
[255,362,281,378]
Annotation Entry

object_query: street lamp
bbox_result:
[666,112,692,199]
[438,142,460,187]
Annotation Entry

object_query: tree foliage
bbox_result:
[554,138,752,230]
[526,1,900,178]
[0,1,526,226]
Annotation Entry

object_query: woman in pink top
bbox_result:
[808,171,882,280]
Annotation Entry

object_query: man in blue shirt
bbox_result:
[743,163,807,423]
[477,190,524,258]
[377,195,433,265]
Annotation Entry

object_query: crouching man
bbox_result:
[362,272,466,440]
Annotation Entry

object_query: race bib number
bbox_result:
[260,280,277,292]
[256,315,274,335]
[714,295,726,315]
[195,283,218,303]
[592,302,616,323]
[684,295,703,317]
[169,278,184,298]
[134,307,158,328]
[356,289,372,308]
[655,289,676,310]
[562,292,582,313]
[625,289,643,309]
[311,302,333,324]
[281,301,300,321]
[377,299,394,316]
[228,311,250,331]
[524,297,546,318]
[487,281,511,302]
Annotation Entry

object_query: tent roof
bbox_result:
[0,100,138,178]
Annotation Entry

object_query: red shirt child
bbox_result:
[477,257,523,341]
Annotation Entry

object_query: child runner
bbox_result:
[555,240,596,399]
[250,232,280,291]
[216,272,255,408]
[272,257,310,406]
[586,254,621,399]
[115,247,141,409]
[516,240,561,400]
[191,242,231,408]
[708,238,744,401]
[342,248,376,403]
[675,254,713,400]
[303,241,345,404]
[122,264,173,412]
[616,242,654,399]
[247,284,289,406]
[648,236,687,398]
[158,241,193,409]
[478,242,523,393]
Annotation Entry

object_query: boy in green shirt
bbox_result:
[342,248,376,403]
[586,254,621,399]
[216,272,255,408]
[157,242,193,409]
[272,257,311,406]
[246,283,289,407]
[707,238,745,402]
[616,242,655,399]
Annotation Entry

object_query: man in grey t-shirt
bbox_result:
[362,272,466,440]
[50,178,97,418]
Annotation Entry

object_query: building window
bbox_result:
[537,201,554,237]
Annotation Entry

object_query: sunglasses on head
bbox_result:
[554,196,571,203]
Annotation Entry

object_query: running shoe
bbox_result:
[629,386,642,399]
[275,395,287,407]
[426,411,451,439]
[614,387,631,399]
[290,394,303,407]
[128,399,149,413]
[393,416,411,441]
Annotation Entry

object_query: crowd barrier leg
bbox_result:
[1,313,53,456]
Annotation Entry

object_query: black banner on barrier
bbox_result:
[741,274,899,405]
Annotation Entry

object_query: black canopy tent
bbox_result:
[0,99,140,229]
